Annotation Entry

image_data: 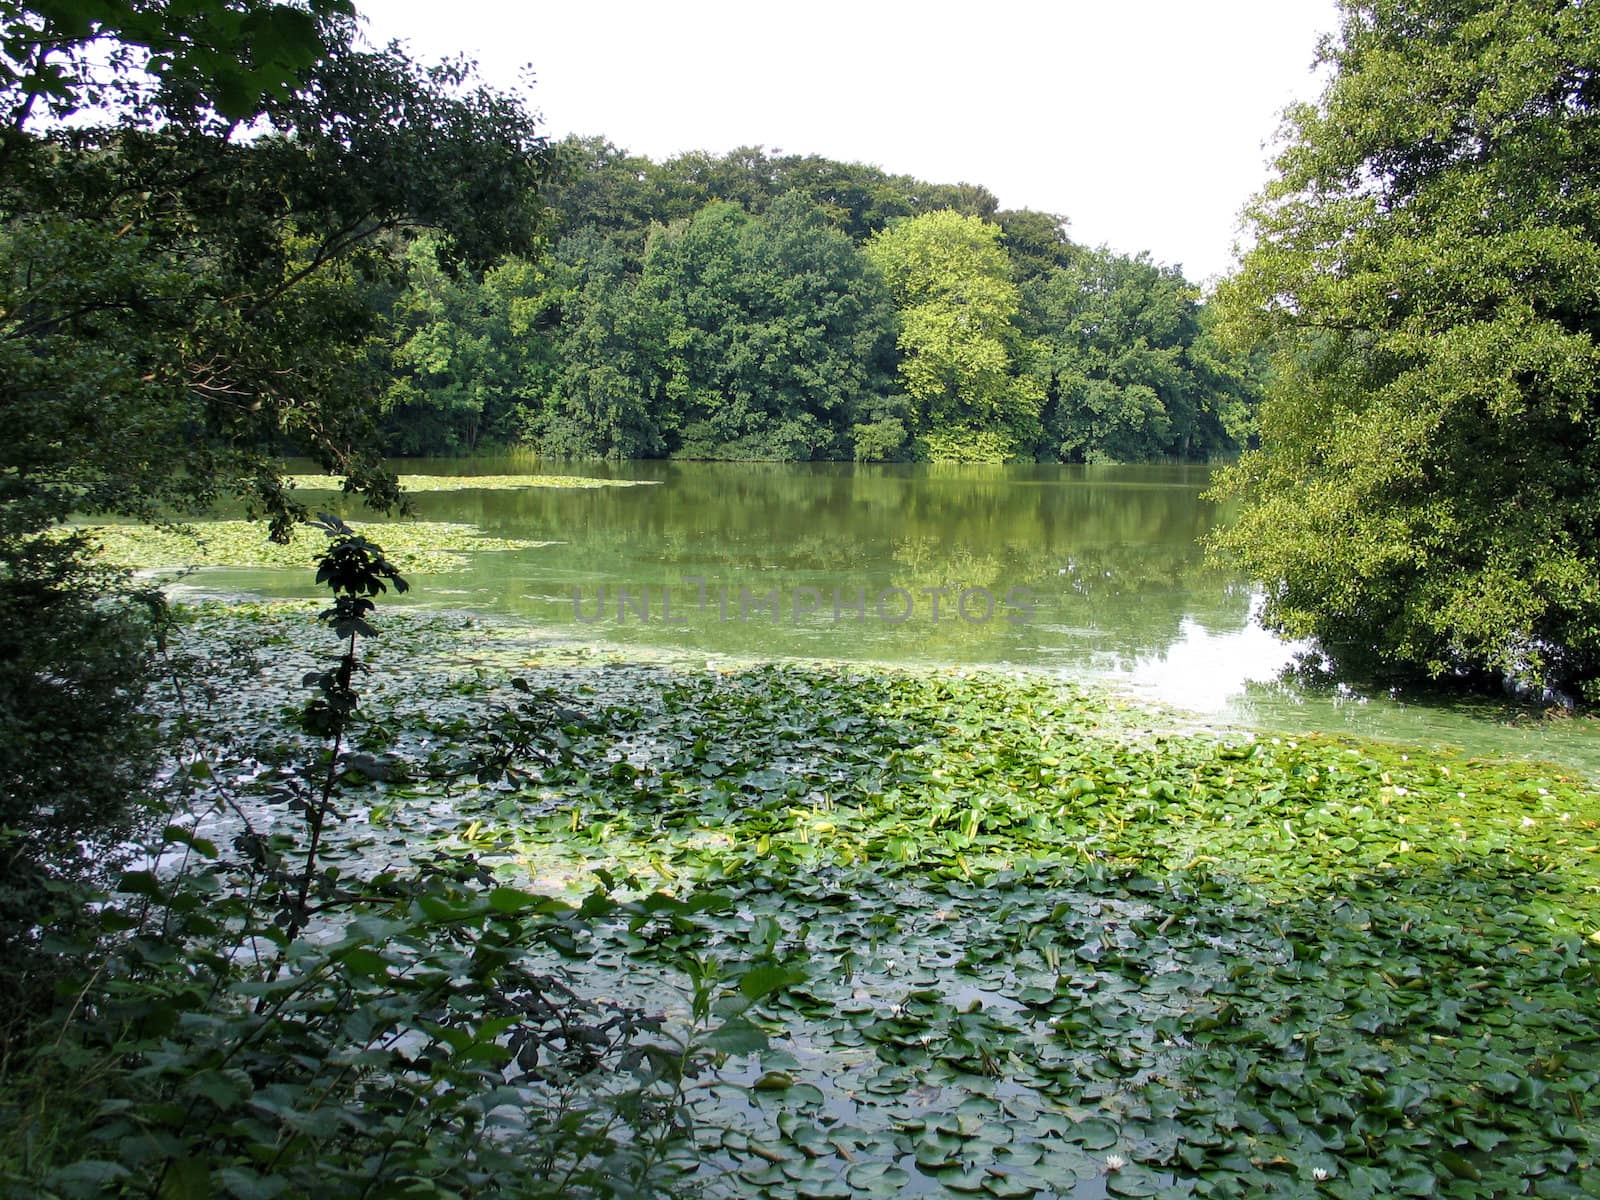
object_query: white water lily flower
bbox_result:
[1104,1154,1126,1171]
[1313,1167,1331,1181]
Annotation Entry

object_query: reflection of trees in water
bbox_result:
[1034,546,1253,667]
[891,536,1008,594]
[329,462,1257,666]
[404,463,1219,551]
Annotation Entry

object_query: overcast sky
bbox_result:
[359,1,1341,283]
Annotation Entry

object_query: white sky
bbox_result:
[359,1,1341,284]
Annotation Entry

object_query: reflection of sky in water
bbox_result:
[1126,595,1303,713]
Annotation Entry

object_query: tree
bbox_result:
[2,3,552,541]
[1,0,354,131]
[764,153,918,242]
[1210,0,1600,697]
[997,208,1076,286]
[543,135,671,253]
[1028,248,1256,462]
[535,229,668,458]
[545,138,1005,251]
[630,194,898,460]
[380,238,562,454]
[865,210,1043,460]
[0,0,553,948]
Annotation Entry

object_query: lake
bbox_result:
[187,456,1600,777]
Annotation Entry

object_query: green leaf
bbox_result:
[738,962,808,1001]
[163,825,219,858]
[1064,1119,1119,1150]
[157,1157,210,1200]
[705,1015,768,1056]
[116,870,163,898]
[486,886,550,914]
[46,1161,132,1193]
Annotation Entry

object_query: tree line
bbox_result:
[373,138,1263,463]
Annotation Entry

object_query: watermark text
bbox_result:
[569,577,1035,625]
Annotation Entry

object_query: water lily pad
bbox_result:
[794,1176,852,1200]
[1064,1118,1120,1150]
[982,1171,1041,1199]
[845,1162,911,1195]
[146,610,1600,1200]
[914,1139,962,1170]
[991,1144,1044,1169]
[935,1164,990,1193]
[1105,1166,1166,1197]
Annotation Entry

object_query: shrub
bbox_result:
[0,532,159,1015]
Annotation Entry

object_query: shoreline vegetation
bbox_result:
[283,473,661,491]
[367,151,1261,470]
[79,519,552,577]
[76,474,657,576]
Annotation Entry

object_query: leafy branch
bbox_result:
[285,512,407,943]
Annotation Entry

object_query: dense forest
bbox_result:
[373,139,1263,463]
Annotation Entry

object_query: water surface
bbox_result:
[186,458,1600,777]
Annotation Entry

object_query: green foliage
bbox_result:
[996,207,1077,284]
[1029,251,1258,462]
[445,660,1600,1200]
[1211,0,1600,697]
[0,0,355,129]
[291,515,406,938]
[381,237,563,454]
[526,196,900,460]
[379,137,1253,467]
[0,534,158,1009]
[1,3,552,542]
[914,427,1020,465]
[0,540,741,1197]
[143,619,1592,1200]
[532,229,667,458]
[9,582,1595,1198]
[285,472,651,492]
[635,195,899,460]
[83,517,549,577]
[866,211,1044,459]
[545,136,1001,245]
[851,415,913,462]
[0,0,555,1043]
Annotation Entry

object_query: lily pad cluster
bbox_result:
[80,520,548,576]
[157,607,1600,1199]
